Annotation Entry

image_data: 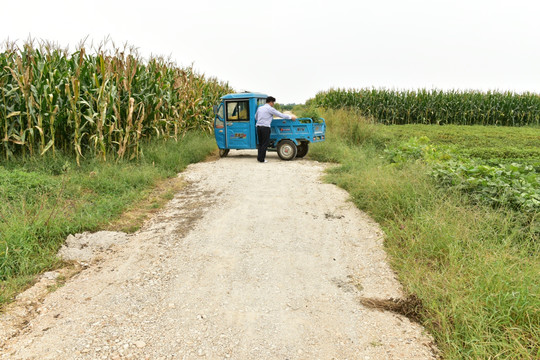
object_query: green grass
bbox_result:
[0,132,216,306]
[308,108,540,359]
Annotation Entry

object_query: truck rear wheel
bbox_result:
[219,149,230,157]
[277,140,297,160]
[296,142,309,158]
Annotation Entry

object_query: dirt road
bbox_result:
[1,151,436,359]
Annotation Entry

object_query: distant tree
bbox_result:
[275,103,297,111]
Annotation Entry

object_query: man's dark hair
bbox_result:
[266,96,276,103]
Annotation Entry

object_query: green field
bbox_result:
[310,88,540,126]
[0,42,230,162]
[307,107,539,359]
[375,124,540,164]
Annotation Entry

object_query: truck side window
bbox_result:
[226,101,249,121]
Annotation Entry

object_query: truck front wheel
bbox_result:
[277,140,297,160]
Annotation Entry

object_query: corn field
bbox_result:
[311,88,540,126]
[0,40,232,163]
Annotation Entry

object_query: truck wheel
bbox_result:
[296,142,309,158]
[277,140,297,160]
[219,149,230,157]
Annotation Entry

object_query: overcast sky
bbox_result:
[2,0,539,103]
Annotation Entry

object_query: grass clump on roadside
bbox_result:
[0,132,216,307]
[308,108,540,359]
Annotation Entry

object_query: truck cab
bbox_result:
[213,93,325,160]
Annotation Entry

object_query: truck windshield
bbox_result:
[226,101,249,121]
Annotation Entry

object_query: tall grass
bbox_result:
[0,39,232,163]
[310,88,540,126]
[308,108,540,359]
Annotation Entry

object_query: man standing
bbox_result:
[255,96,297,163]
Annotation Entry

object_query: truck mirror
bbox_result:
[213,105,218,115]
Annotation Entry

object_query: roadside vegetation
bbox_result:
[305,106,539,359]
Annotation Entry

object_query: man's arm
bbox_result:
[269,107,297,120]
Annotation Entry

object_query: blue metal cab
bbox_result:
[213,93,326,160]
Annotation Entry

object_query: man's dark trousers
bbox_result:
[256,126,271,162]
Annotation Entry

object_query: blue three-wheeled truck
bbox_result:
[213,93,326,160]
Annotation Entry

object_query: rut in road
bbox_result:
[1,151,436,359]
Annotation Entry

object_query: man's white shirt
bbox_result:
[255,104,291,127]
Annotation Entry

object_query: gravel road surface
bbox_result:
[1,150,436,359]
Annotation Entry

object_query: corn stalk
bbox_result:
[311,88,540,126]
[0,39,232,162]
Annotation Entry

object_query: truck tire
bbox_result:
[277,140,297,160]
[296,142,309,158]
[219,149,230,157]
